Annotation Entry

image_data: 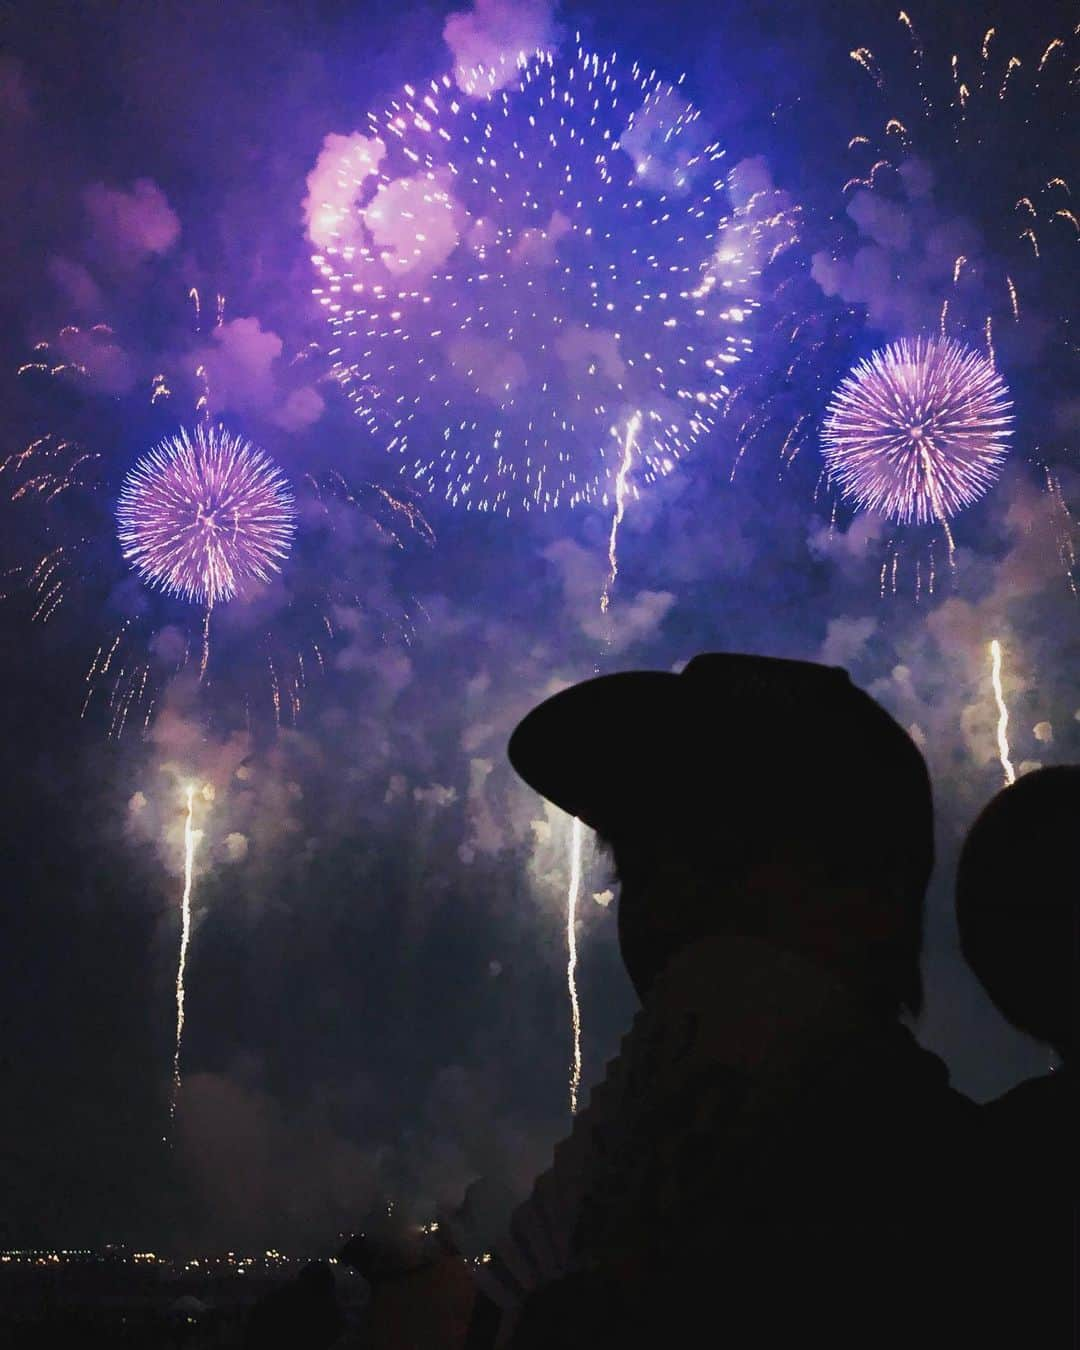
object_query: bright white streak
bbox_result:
[586,417,641,1114]
[990,640,1016,786]
[566,815,584,1115]
[600,412,642,615]
[171,784,198,1120]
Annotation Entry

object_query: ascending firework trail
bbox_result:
[989,640,1016,788]
[169,783,202,1128]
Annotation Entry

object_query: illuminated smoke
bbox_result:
[821,337,1012,525]
[117,425,296,607]
[989,639,1016,786]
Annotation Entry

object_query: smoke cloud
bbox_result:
[83,178,181,266]
[443,0,558,93]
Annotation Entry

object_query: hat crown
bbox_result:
[681,653,851,706]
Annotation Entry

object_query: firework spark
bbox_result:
[1044,467,1078,596]
[989,639,1016,786]
[844,12,1075,334]
[312,43,762,514]
[821,337,1013,525]
[170,783,200,1122]
[117,426,296,607]
[566,815,584,1115]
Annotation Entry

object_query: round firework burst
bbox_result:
[311,43,760,513]
[117,426,296,606]
[821,336,1013,525]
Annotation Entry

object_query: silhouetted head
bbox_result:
[338,1208,433,1281]
[296,1261,336,1295]
[957,765,1079,1062]
[510,654,933,1016]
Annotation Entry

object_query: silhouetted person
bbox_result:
[956,766,1077,1344]
[340,1214,475,1349]
[482,654,973,1348]
[244,1260,342,1350]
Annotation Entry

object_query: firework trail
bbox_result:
[170,783,200,1122]
[312,42,766,514]
[567,409,652,1111]
[600,412,642,616]
[822,337,1013,526]
[989,639,1016,787]
[1044,468,1078,598]
[842,11,1075,329]
[566,814,584,1114]
[572,410,647,1106]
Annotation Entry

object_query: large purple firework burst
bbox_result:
[117,426,296,607]
[821,336,1013,525]
[311,42,779,514]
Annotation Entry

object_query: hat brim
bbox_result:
[508,670,688,832]
[507,653,933,851]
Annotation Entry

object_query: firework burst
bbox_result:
[842,10,1076,333]
[311,42,772,514]
[116,426,296,607]
[821,10,1077,601]
[822,336,1013,525]
[6,370,433,737]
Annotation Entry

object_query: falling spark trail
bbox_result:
[600,412,642,616]
[566,815,584,1115]
[171,784,198,1121]
[989,640,1016,786]
[199,604,212,683]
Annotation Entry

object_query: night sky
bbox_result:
[0,0,1075,1254]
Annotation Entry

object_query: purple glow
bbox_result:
[311,47,771,515]
[821,336,1013,525]
[117,426,296,606]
